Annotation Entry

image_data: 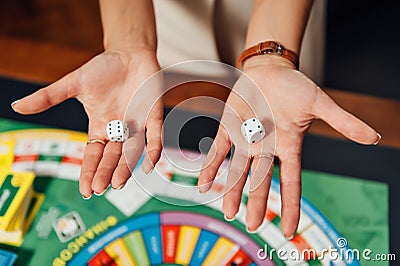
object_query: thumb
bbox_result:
[313,89,381,145]
[11,70,79,115]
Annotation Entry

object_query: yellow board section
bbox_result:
[0,129,88,180]
[0,191,44,246]
[0,137,14,169]
[105,238,136,266]
[0,170,35,230]
[202,237,239,266]
[10,128,88,142]
[175,225,201,265]
[23,191,45,233]
[4,186,32,232]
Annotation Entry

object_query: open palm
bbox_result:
[199,56,380,237]
[12,49,163,198]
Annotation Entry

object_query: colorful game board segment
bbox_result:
[68,211,268,266]
[9,129,87,181]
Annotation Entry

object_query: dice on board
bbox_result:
[106,120,129,142]
[240,118,265,144]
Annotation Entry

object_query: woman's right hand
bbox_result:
[12,48,163,198]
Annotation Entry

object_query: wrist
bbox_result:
[100,0,157,53]
[104,31,157,54]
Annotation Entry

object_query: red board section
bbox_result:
[61,156,82,165]
[291,235,314,261]
[14,154,39,162]
[87,250,116,266]
[162,225,180,263]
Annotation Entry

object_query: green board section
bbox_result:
[300,170,389,266]
[123,231,150,265]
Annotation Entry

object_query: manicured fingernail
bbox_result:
[82,194,92,200]
[143,167,153,175]
[94,190,106,196]
[198,183,212,194]
[373,133,382,145]
[246,227,258,234]
[224,215,235,222]
[11,100,20,110]
[286,234,295,240]
[112,184,125,191]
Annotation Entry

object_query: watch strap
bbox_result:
[236,41,299,69]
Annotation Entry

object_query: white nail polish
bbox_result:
[94,190,106,196]
[224,215,235,222]
[246,227,258,234]
[286,234,295,240]
[373,133,382,145]
[198,183,212,194]
[82,194,92,200]
[112,184,125,191]
[11,100,20,109]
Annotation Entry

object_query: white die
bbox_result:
[240,118,265,144]
[106,120,129,142]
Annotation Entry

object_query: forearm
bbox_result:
[245,0,313,55]
[99,0,157,52]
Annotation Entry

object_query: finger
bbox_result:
[111,154,132,190]
[91,142,122,195]
[141,107,163,174]
[198,126,231,193]
[313,89,380,145]
[111,132,145,189]
[246,156,274,232]
[222,150,250,220]
[279,152,301,238]
[79,142,105,198]
[12,70,79,114]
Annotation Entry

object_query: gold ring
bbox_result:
[252,153,272,159]
[87,139,107,145]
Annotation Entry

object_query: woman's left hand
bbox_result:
[198,55,380,237]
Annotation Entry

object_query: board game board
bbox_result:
[0,119,389,265]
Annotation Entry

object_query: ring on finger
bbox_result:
[87,139,107,145]
[252,153,272,159]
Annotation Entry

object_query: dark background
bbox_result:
[325,0,400,101]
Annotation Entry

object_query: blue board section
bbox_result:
[0,249,17,266]
[68,212,160,265]
[189,230,219,265]
[142,226,163,265]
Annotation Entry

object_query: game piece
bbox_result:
[241,118,266,143]
[0,171,35,231]
[53,211,86,243]
[106,120,129,142]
